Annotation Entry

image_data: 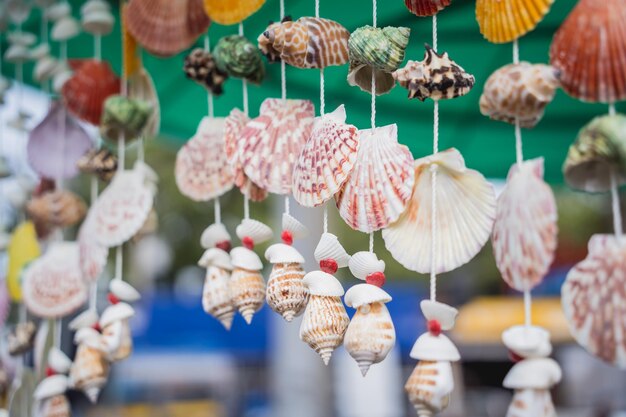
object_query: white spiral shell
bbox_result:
[299,294,349,365]
[230,268,265,325]
[405,360,454,417]
[202,265,235,330]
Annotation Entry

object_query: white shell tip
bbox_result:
[420,300,458,331]
[320,348,333,366]
[236,219,273,244]
[219,312,235,331]
[314,233,350,267]
[84,386,101,403]
[241,309,254,325]
[282,310,296,322]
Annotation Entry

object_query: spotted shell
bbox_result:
[203,265,235,330]
[405,360,454,417]
[230,268,265,325]
[299,294,349,365]
[213,35,264,85]
[492,159,557,292]
[77,148,118,182]
[505,388,556,417]
[480,63,559,128]
[335,124,414,233]
[258,16,350,69]
[265,262,308,322]
[203,0,264,25]
[404,0,451,16]
[26,190,87,229]
[476,0,555,44]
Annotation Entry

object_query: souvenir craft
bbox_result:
[203,0,265,25]
[70,327,110,402]
[128,68,161,139]
[78,212,109,283]
[199,247,235,330]
[51,12,80,42]
[183,48,228,95]
[8,321,37,356]
[77,148,118,182]
[26,190,87,229]
[100,281,140,361]
[404,0,451,17]
[213,35,265,85]
[100,95,153,142]
[6,221,40,301]
[476,0,555,44]
[33,375,71,417]
[81,0,115,35]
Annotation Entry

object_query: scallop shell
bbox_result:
[382,148,496,274]
[110,280,141,302]
[231,246,263,271]
[80,0,114,36]
[124,0,211,57]
[175,117,234,202]
[344,283,391,308]
[505,388,557,417]
[550,0,626,103]
[476,0,555,44]
[37,394,71,417]
[62,60,121,125]
[235,218,273,245]
[26,190,87,229]
[203,265,235,330]
[405,360,454,417]
[561,234,626,368]
[51,16,80,41]
[198,247,232,270]
[78,211,109,283]
[201,223,232,250]
[183,48,228,96]
[563,114,626,193]
[292,105,359,207]
[314,232,351,267]
[266,261,308,322]
[22,242,88,319]
[213,35,265,85]
[230,268,265,324]
[492,159,557,292]
[128,68,161,139]
[77,148,118,182]
[93,170,154,247]
[70,343,109,403]
[4,44,30,63]
[393,45,475,102]
[282,213,308,239]
[265,243,305,264]
[504,358,562,389]
[404,0,451,16]
[239,99,315,194]
[502,325,552,359]
[299,294,349,365]
[420,300,458,331]
[348,252,385,280]
[479,63,559,128]
[69,310,99,331]
[100,95,153,142]
[335,124,414,232]
[203,0,264,25]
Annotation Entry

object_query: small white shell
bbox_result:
[200,223,231,249]
[344,283,391,308]
[503,358,562,389]
[45,2,71,21]
[405,360,454,417]
[302,270,345,296]
[198,248,232,270]
[235,218,273,244]
[230,246,263,271]
[34,375,68,400]
[69,309,99,331]
[8,31,37,46]
[409,333,460,362]
[34,56,59,82]
[314,232,350,267]
[4,44,30,63]
[264,243,305,264]
[53,66,73,93]
[80,0,114,35]
[30,43,50,59]
[74,328,100,347]
[266,262,308,322]
[51,16,81,41]
[282,213,308,238]
[348,251,385,280]
[99,302,135,328]
[502,325,552,358]
[420,300,458,331]
[48,347,72,374]
[109,280,141,303]
[203,265,235,330]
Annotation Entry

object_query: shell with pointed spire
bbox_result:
[229,267,265,325]
[203,262,235,330]
[213,35,265,85]
[404,0,451,16]
[70,336,110,403]
[476,0,555,44]
[314,233,351,267]
[203,0,264,25]
[235,219,273,245]
[265,244,308,322]
[405,360,454,417]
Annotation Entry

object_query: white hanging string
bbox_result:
[429,16,439,302]
[239,22,251,219]
[94,35,102,62]
[323,205,328,233]
[370,0,377,129]
[523,289,532,327]
[280,0,287,100]
[369,233,374,253]
[54,318,62,348]
[244,194,250,219]
[609,103,616,116]
[115,245,123,281]
[89,281,98,311]
[284,196,290,215]
[204,34,215,118]
[214,197,222,224]
[513,40,523,166]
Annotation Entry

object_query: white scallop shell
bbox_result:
[502,325,552,358]
[420,300,458,331]
[344,283,391,308]
[74,327,102,345]
[230,246,263,271]
[203,265,234,330]
[109,280,141,303]
[198,248,232,270]
[348,251,385,280]
[45,2,71,21]
[235,218,273,244]
[335,124,415,232]
[492,158,557,292]
[69,309,99,331]
[100,302,135,327]
[264,243,305,264]
[409,333,460,362]
[503,358,562,389]
[34,56,59,82]
[405,360,454,417]
[53,66,73,93]
[5,44,30,63]
[266,262,308,322]
[505,388,557,417]
[230,268,265,324]
[282,213,308,238]
[81,0,114,35]
[34,375,68,400]
[382,148,496,274]
[200,223,231,249]
[292,105,360,207]
[51,16,81,41]
[78,211,108,283]
[302,270,345,297]
[314,232,350,267]
[48,347,72,374]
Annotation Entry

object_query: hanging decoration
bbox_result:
[203,0,265,25]
[183,48,228,95]
[404,0,450,17]
[69,323,110,403]
[100,280,141,362]
[33,351,72,417]
[26,190,87,230]
[476,0,555,44]
[199,244,236,330]
[77,148,118,182]
[213,35,265,85]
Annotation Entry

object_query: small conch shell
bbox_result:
[203,0,265,25]
[200,248,235,330]
[100,95,153,142]
[51,15,81,41]
[348,251,385,280]
[201,223,232,251]
[393,45,475,101]
[77,148,118,182]
[405,360,455,417]
[404,0,451,16]
[230,247,265,324]
[479,63,559,128]
[81,0,115,36]
[265,244,308,322]
[183,48,228,96]
[70,328,109,403]
[34,376,71,417]
[502,325,552,359]
[258,16,350,69]
[505,389,557,417]
[100,302,135,361]
[213,35,265,85]
[314,232,351,267]
[476,0,555,44]
[26,190,87,228]
[235,219,273,245]
[282,213,308,239]
[347,26,410,95]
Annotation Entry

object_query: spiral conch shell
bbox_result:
[258,16,350,69]
[479,63,559,128]
[230,246,266,324]
[492,159,557,292]
[70,327,110,403]
[393,45,475,101]
[476,0,555,44]
[34,375,71,417]
[100,302,135,362]
[213,35,265,85]
[199,248,235,330]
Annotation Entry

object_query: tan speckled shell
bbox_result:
[266,262,308,322]
[39,395,71,417]
[102,320,132,361]
[405,360,454,417]
[202,266,235,330]
[230,268,265,324]
[299,295,349,365]
[506,389,556,417]
[70,344,109,402]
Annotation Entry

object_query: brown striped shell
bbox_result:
[299,294,349,365]
[202,266,235,330]
[405,360,454,416]
[266,263,308,322]
[70,344,109,403]
[230,268,265,325]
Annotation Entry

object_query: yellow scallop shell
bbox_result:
[122,3,141,78]
[476,0,555,44]
[7,222,41,302]
[203,0,265,25]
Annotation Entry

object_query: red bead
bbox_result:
[365,272,386,287]
[319,259,338,274]
[108,293,120,305]
[46,367,55,377]
[216,240,232,253]
[242,236,254,250]
[427,319,442,336]
[508,350,524,363]
[92,322,101,332]
[281,230,293,245]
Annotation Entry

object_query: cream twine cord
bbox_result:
[214,198,222,224]
[429,15,439,302]
[204,34,215,118]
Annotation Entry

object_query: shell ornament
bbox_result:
[8,321,37,356]
[404,0,451,17]
[258,16,350,69]
[203,0,265,25]
[393,45,475,102]
[77,148,118,182]
[100,95,153,142]
[213,35,265,85]
[70,327,110,403]
[183,48,228,96]
[26,190,87,229]
[480,63,560,128]
[34,375,71,417]
[476,0,555,44]
[100,281,140,362]
[199,247,235,330]
[347,26,410,95]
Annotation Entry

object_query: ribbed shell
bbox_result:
[479,63,559,128]
[78,212,108,283]
[561,234,626,368]
[39,395,71,417]
[70,344,109,401]
[26,190,87,229]
[492,159,557,292]
[239,99,315,195]
[550,0,626,103]
[382,149,496,274]
[505,389,556,417]
[292,105,359,207]
[348,26,410,73]
[266,263,308,322]
[405,360,454,417]
[202,266,235,330]
[404,0,451,16]
[335,124,414,232]
[299,295,349,365]
[230,268,265,324]
[476,0,555,44]
[102,320,133,362]
[122,4,141,78]
[203,0,264,25]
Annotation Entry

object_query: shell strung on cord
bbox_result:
[265,244,308,322]
[201,223,232,251]
[550,0,626,103]
[78,211,109,284]
[502,325,553,359]
[505,388,557,417]
[479,63,559,128]
[128,68,161,139]
[563,114,626,193]
[404,0,451,17]
[476,0,555,44]
[347,26,410,95]
[123,0,210,58]
[405,360,455,417]
[183,48,228,96]
[382,148,496,274]
[314,232,351,267]
[199,248,235,330]
[81,0,115,36]
[393,45,475,102]
[282,213,308,239]
[561,234,626,368]
[292,105,359,207]
[258,16,350,69]
[26,190,87,229]
[203,0,264,25]
[238,98,315,195]
[213,35,265,85]
[51,15,81,42]
[70,327,109,403]
[175,117,234,202]
[100,95,153,142]
[100,302,135,361]
[77,148,118,182]
[230,247,266,324]
[492,159,557,292]
[335,124,414,232]
[236,219,273,245]
[8,321,37,356]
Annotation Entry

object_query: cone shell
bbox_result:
[505,388,557,417]
[100,95,153,142]
[175,117,234,201]
[235,219,273,245]
[37,394,71,417]
[550,0,626,103]
[26,190,87,229]
[292,105,359,207]
[335,124,414,232]
[70,343,109,403]
[258,17,350,69]
[476,0,555,44]
[299,294,350,365]
[203,265,235,330]
[203,0,264,25]
[239,99,315,195]
[404,0,451,17]
[314,233,351,268]
[266,262,308,322]
[479,63,559,128]
[382,148,496,274]
[78,211,109,283]
[230,268,265,324]
[124,0,211,57]
[405,361,454,417]
[213,35,265,84]
[562,234,626,368]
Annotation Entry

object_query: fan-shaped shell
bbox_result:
[78,211,108,283]
[22,242,87,319]
[405,361,454,417]
[236,218,273,244]
[282,213,308,239]
[299,294,349,365]
[128,68,160,139]
[61,60,120,125]
[492,159,557,292]
[26,190,87,229]
[230,268,265,324]
[561,234,626,368]
[203,0,264,25]
[266,262,308,322]
[175,117,234,202]
[239,99,315,195]
[550,0,626,103]
[505,388,556,417]
[292,105,359,207]
[93,170,154,247]
[314,233,351,267]
[480,63,559,128]
[382,148,496,274]
[404,0,451,16]
[203,265,235,330]
[51,16,81,41]
[348,252,385,280]
[124,0,210,57]
[476,0,555,44]
[213,35,264,85]
[335,124,414,232]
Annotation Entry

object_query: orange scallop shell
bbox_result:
[476,0,555,44]
[203,0,264,25]
[404,0,451,17]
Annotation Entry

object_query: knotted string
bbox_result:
[429,15,439,302]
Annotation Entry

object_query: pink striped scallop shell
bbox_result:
[78,210,109,283]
